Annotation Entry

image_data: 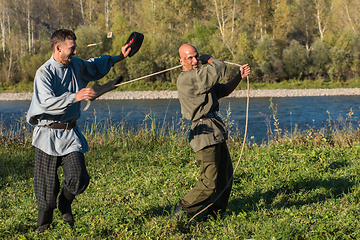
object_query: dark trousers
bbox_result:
[34,148,90,211]
[178,142,233,213]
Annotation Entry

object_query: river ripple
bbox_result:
[1,95,360,143]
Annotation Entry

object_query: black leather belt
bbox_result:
[44,121,77,130]
[193,112,217,123]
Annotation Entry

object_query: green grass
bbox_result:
[1,113,360,239]
[2,77,360,93]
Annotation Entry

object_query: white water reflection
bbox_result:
[1,95,360,143]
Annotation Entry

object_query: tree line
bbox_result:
[1,0,360,85]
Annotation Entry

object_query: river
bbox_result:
[1,96,360,143]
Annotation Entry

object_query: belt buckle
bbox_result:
[66,122,70,130]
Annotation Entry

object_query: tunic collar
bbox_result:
[49,55,70,68]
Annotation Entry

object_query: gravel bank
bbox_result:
[1,88,360,101]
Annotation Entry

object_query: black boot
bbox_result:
[37,210,53,233]
[58,187,75,227]
[173,204,184,217]
[202,207,219,222]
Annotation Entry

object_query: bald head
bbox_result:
[179,44,197,58]
[179,44,199,71]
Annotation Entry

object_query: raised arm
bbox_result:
[223,64,251,96]
[118,43,132,61]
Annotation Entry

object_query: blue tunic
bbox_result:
[26,55,119,156]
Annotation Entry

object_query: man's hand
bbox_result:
[75,88,96,102]
[199,54,213,64]
[239,64,251,78]
[118,44,132,61]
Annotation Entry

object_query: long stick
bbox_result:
[87,42,103,47]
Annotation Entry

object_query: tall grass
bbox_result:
[263,98,360,149]
[1,107,360,239]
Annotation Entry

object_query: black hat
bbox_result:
[125,32,144,57]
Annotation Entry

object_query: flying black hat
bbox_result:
[125,32,144,57]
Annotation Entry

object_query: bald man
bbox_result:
[174,44,250,220]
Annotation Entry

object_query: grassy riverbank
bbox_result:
[1,77,360,93]
[1,112,360,239]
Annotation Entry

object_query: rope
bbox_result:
[114,65,182,87]
[188,62,250,222]
[83,65,182,111]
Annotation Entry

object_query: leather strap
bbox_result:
[193,112,217,123]
[44,121,77,130]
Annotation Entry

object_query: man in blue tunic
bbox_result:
[26,29,131,232]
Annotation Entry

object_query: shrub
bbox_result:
[19,52,51,82]
[309,39,330,79]
[75,25,105,61]
[328,47,352,81]
[253,35,277,82]
[283,40,308,79]
[235,33,254,70]
[348,33,360,77]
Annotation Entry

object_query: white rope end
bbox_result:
[83,99,91,111]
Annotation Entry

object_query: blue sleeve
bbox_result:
[75,55,120,82]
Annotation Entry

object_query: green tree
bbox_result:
[283,40,308,79]
[75,25,105,60]
[328,47,352,81]
[235,32,254,66]
[349,33,360,77]
[315,0,334,39]
[309,39,330,79]
[272,0,293,41]
[253,35,277,81]
[292,0,316,50]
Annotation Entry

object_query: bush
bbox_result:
[75,25,105,60]
[309,39,330,79]
[235,33,254,68]
[283,40,308,79]
[183,20,216,55]
[253,35,277,82]
[328,47,352,81]
[348,33,360,77]
[19,52,51,82]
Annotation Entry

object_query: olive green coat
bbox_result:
[177,59,229,152]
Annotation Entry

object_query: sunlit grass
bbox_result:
[1,108,360,239]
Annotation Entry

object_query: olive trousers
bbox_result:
[178,141,233,213]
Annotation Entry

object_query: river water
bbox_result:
[1,96,360,143]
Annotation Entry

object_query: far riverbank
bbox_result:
[1,88,360,101]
